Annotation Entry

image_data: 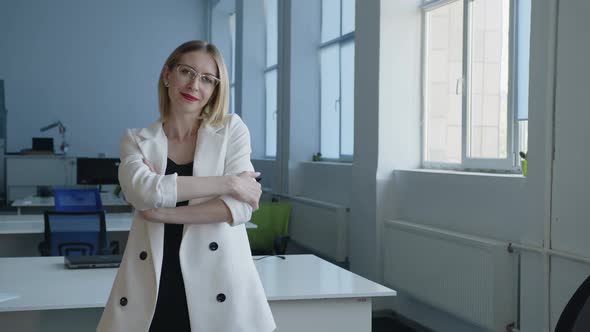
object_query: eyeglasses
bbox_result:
[173,64,220,89]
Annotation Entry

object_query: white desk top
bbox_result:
[257,255,396,301]
[12,194,128,207]
[0,213,133,234]
[0,214,256,235]
[0,255,395,312]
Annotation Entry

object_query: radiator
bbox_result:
[278,195,349,263]
[384,220,516,331]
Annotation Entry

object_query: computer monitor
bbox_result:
[77,158,120,186]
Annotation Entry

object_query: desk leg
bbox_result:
[269,297,372,332]
[17,207,21,215]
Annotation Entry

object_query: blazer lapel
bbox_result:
[136,120,167,285]
[134,119,227,283]
[192,123,226,178]
[181,122,226,240]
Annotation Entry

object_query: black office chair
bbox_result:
[555,275,590,332]
[38,211,119,256]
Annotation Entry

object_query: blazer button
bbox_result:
[209,242,218,251]
[216,293,226,302]
[139,251,148,260]
[120,297,128,306]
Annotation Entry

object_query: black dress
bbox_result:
[149,158,193,332]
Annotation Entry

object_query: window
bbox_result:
[229,12,236,114]
[422,0,530,171]
[516,0,530,157]
[320,0,355,160]
[264,0,278,158]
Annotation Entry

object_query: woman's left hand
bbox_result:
[139,208,163,223]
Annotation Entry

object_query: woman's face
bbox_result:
[163,51,219,116]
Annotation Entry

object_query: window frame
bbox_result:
[264,65,278,158]
[421,0,523,173]
[264,0,278,159]
[229,11,236,114]
[319,0,355,163]
[514,0,530,164]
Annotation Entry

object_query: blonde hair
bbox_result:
[158,40,229,127]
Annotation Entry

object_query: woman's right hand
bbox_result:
[143,159,161,175]
[228,171,262,210]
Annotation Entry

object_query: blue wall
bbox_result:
[0,0,207,157]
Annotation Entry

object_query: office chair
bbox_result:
[247,201,292,256]
[38,211,119,256]
[52,187,103,212]
[555,274,590,332]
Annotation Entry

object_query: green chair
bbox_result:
[247,201,292,256]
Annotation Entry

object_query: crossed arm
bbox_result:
[119,115,260,226]
[140,197,235,225]
[139,159,261,225]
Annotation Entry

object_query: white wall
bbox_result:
[544,0,590,330]
[550,0,590,258]
[301,0,590,331]
[209,1,590,331]
[346,0,380,282]
[519,0,558,330]
[0,0,207,157]
[297,162,351,206]
[376,0,590,331]
[285,0,324,198]
[394,170,526,241]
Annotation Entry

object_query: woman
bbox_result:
[97,40,276,332]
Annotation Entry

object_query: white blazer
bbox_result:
[97,113,276,332]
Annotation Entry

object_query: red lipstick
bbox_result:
[180,92,199,102]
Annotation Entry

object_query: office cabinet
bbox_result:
[6,155,76,201]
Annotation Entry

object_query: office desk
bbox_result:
[0,255,395,332]
[0,214,256,257]
[11,193,130,214]
[0,213,133,234]
[0,213,133,257]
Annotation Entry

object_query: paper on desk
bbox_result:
[0,293,20,302]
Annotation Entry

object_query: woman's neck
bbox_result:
[164,112,202,142]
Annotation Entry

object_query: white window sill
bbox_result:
[301,160,353,166]
[252,158,277,162]
[394,168,525,179]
